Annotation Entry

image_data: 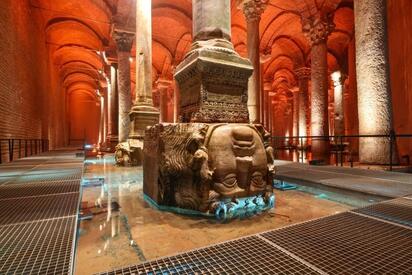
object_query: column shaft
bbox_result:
[310,42,330,161]
[292,89,299,144]
[355,0,395,164]
[332,73,345,136]
[108,65,119,144]
[117,50,132,142]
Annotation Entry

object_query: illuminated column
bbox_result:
[354,0,395,164]
[291,88,299,145]
[295,67,310,145]
[302,14,334,162]
[172,79,179,122]
[108,65,119,146]
[331,72,346,136]
[242,0,267,124]
[129,0,159,141]
[113,30,134,142]
[156,79,172,123]
[263,79,272,129]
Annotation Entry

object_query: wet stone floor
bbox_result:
[75,154,352,275]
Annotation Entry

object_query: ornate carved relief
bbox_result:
[113,31,134,52]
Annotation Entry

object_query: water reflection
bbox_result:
[75,154,351,275]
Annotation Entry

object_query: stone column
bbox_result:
[108,64,119,147]
[291,88,299,145]
[263,79,272,129]
[302,14,335,162]
[242,0,267,124]
[129,0,159,142]
[354,0,395,164]
[294,67,310,146]
[156,79,172,123]
[331,72,346,136]
[113,30,134,143]
[172,79,179,122]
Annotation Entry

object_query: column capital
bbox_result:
[113,30,135,52]
[242,0,268,22]
[156,79,172,90]
[331,71,347,87]
[294,67,311,80]
[301,13,335,46]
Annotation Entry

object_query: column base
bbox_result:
[114,104,159,167]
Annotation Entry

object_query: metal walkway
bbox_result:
[99,197,412,274]
[0,150,83,274]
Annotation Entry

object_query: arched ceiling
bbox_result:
[31,0,354,107]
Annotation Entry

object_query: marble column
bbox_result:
[113,31,134,143]
[354,0,395,164]
[172,79,179,122]
[242,0,267,124]
[108,64,119,147]
[331,72,346,136]
[129,0,159,141]
[302,14,334,162]
[263,79,272,129]
[156,79,172,123]
[294,67,310,146]
[291,88,299,145]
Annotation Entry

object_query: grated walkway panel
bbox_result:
[98,236,319,275]
[0,191,80,225]
[261,212,412,274]
[0,180,80,200]
[0,150,83,274]
[353,198,412,227]
[0,217,76,274]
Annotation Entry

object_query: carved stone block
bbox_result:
[143,123,275,219]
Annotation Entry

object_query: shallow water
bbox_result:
[75,154,352,275]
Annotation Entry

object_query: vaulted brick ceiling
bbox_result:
[31,0,354,104]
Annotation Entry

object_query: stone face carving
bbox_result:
[143,123,274,219]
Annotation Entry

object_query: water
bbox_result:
[75,154,358,274]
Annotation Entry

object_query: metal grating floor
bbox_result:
[97,235,319,275]
[261,212,412,274]
[0,217,77,274]
[0,150,83,274]
[100,197,412,275]
[353,198,412,227]
[0,180,80,200]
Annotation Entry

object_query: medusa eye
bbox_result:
[250,172,264,188]
[222,173,237,188]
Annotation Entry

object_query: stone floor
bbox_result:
[75,154,360,275]
[274,160,412,198]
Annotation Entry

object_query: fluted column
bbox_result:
[302,13,335,162]
[108,64,119,146]
[354,0,395,164]
[331,72,346,136]
[242,0,267,124]
[113,31,134,142]
[129,0,159,142]
[295,67,310,146]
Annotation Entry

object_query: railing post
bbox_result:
[340,136,344,167]
[18,139,21,159]
[8,139,14,162]
[300,137,304,163]
[389,130,395,171]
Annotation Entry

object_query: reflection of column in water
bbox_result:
[111,211,120,237]
[105,156,111,222]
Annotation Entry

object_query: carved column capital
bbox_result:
[301,13,335,46]
[242,0,268,22]
[294,67,311,80]
[113,30,135,52]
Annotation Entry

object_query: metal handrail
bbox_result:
[270,133,412,171]
[0,139,49,164]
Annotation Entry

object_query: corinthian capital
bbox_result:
[294,67,311,80]
[113,30,135,52]
[242,0,268,22]
[301,13,335,46]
